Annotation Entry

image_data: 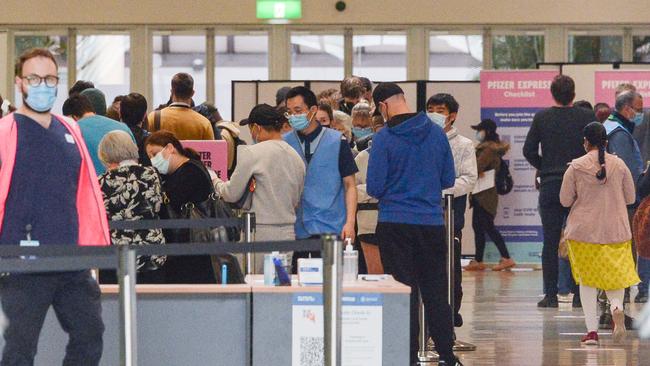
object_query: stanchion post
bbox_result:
[322,234,343,366]
[244,212,256,275]
[418,292,437,362]
[445,194,455,315]
[445,193,477,352]
[118,246,137,366]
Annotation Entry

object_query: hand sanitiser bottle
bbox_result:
[343,239,358,283]
[264,251,280,285]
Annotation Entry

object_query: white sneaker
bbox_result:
[558,294,573,303]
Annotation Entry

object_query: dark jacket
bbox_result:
[604,112,644,186]
[471,141,510,217]
[367,112,455,226]
[523,106,595,183]
[633,111,650,166]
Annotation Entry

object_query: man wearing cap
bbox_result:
[367,83,461,366]
[215,104,305,273]
[283,86,358,270]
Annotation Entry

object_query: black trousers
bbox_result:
[538,179,569,297]
[376,222,455,363]
[452,196,467,322]
[0,271,104,366]
[472,202,511,261]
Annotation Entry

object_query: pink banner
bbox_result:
[181,140,229,180]
[594,71,650,106]
[480,70,558,108]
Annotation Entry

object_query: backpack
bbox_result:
[217,122,247,178]
[495,158,514,195]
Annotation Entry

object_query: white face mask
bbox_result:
[151,149,170,174]
[427,112,447,129]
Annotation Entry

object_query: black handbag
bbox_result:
[159,160,241,243]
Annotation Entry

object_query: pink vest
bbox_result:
[0,113,110,246]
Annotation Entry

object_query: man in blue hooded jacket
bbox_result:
[604,91,644,187]
[367,83,460,366]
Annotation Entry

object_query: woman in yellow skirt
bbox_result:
[560,122,639,346]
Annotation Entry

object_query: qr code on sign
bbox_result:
[299,336,324,366]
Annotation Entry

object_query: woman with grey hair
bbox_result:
[98,130,166,284]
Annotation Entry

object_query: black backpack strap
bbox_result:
[153,109,161,131]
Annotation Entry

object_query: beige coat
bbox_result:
[355,148,378,236]
[560,150,636,244]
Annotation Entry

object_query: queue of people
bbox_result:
[6,46,650,365]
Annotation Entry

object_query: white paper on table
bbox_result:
[472,169,495,194]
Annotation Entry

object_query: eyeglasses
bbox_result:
[22,74,59,88]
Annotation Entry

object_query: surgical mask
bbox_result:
[352,127,373,140]
[151,149,170,175]
[476,131,485,142]
[427,112,447,129]
[24,83,57,113]
[632,112,644,126]
[288,113,311,131]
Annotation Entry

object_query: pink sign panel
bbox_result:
[480,70,558,108]
[595,71,650,106]
[181,140,229,180]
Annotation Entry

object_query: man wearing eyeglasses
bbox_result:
[0,48,110,365]
[283,86,358,271]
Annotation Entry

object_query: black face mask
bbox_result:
[341,102,355,114]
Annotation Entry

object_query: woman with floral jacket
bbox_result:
[98,130,166,283]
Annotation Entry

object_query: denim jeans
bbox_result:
[538,179,570,297]
[558,257,576,295]
[638,256,650,296]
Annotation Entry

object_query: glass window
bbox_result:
[14,34,68,114]
[77,34,131,109]
[215,34,268,120]
[568,34,622,63]
[633,36,650,62]
[429,34,482,81]
[291,33,344,80]
[492,34,544,69]
[153,34,207,109]
[353,34,407,81]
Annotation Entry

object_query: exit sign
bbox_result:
[257,0,302,19]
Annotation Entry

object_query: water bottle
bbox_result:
[343,239,358,283]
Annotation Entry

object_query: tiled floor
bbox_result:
[445,270,650,366]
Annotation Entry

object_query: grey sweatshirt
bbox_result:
[215,140,306,225]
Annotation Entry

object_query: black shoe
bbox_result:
[599,312,613,330]
[625,314,636,330]
[454,313,464,327]
[635,292,648,303]
[538,295,558,308]
[572,294,582,308]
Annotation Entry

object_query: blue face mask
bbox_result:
[427,112,447,129]
[352,127,373,140]
[25,84,57,113]
[632,111,644,126]
[288,113,311,131]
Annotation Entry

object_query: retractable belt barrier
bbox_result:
[0,213,344,366]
